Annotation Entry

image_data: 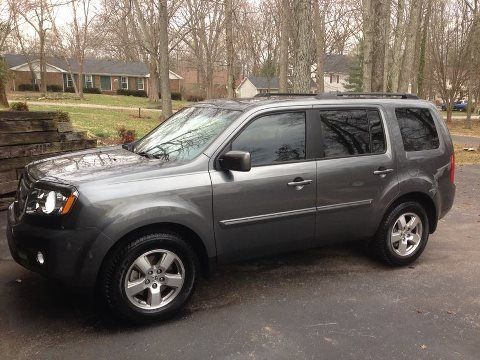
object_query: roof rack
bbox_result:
[254,93,315,98]
[316,92,419,100]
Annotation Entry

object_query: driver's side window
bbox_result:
[231,112,306,166]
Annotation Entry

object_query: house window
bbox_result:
[66,74,74,88]
[336,75,340,83]
[137,78,144,90]
[85,74,93,88]
[121,76,128,89]
[329,74,333,83]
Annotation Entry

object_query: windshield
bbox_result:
[133,107,241,162]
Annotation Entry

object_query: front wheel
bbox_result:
[101,232,198,323]
[372,201,429,266]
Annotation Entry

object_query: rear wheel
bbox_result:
[373,201,429,266]
[101,232,198,323]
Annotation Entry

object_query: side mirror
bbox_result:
[219,150,251,172]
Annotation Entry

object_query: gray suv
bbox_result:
[7,93,456,322]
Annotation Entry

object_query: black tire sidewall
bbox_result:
[104,232,197,323]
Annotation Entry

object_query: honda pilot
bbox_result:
[7,93,456,322]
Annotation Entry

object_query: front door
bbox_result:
[210,110,317,262]
[314,107,399,243]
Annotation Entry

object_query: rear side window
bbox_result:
[395,108,439,151]
[232,112,306,166]
[319,109,386,158]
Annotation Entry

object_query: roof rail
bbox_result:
[254,92,315,98]
[316,92,419,100]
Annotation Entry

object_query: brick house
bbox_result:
[3,54,183,95]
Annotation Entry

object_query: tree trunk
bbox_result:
[362,0,374,92]
[382,0,391,92]
[148,60,160,103]
[417,0,432,98]
[371,0,389,92]
[313,0,326,94]
[158,0,172,118]
[225,0,234,98]
[291,0,312,93]
[390,0,405,92]
[466,83,473,129]
[0,57,8,108]
[0,80,8,108]
[398,0,422,92]
[278,0,290,93]
[39,28,47,95]
[410,1,425,94]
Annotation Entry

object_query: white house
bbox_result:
[236,54,351,98]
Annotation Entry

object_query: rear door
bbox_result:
[210,109,318,262]
[313,107,399,243]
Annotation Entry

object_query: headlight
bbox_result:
[26,182,78,216]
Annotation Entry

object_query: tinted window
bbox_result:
[395,108,439,151]
[232,112,306,166]
[320,110,370,158]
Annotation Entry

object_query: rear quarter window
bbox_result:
[395,108,439,151]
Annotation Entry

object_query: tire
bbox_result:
[372,201,430,266]
[101,232,198,323]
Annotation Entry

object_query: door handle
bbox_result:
[373,168,394,177]
[287,178,313,190]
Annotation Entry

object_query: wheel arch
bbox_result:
[96,222,213,292]
[383,192,438,233]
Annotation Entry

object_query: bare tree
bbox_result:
[14,0,53,95]
[362,0,373,91]
[465,0,479,129]
[0,0,13,107]
[371,0,390,92]
[398,0,422,92]
[278,0,289,92]
[389,0,405,92]
[225,0,234,98]
[313,0,327,93]
[158,0,172,117]
[430,0,470,123]
[291,0,312,92]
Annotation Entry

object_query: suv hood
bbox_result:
[27,146,173,184]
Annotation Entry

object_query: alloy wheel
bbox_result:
[124,249,185,310]
[390,212,423,257]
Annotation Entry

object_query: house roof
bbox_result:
[323,54,351,74]
[247,76,279,90]
[3,53,183,79]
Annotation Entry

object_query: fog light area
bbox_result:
[36,252,45,265]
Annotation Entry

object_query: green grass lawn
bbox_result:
[28,104,164,142]
[9,92,190,110]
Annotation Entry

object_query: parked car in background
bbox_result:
[7,92,456,323]
[441,99,469,111]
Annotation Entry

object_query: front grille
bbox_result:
[15,170,35,216]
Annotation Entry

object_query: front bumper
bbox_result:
[7,202,103,289]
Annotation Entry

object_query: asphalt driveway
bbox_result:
[0,165,479,360]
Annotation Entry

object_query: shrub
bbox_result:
[157,91,182,100]
[47,84,63,92]
[10,102,29,111]
[18,83,39,91]
[65,86,101,94]
[117,125,136,143]
[186,94,205,102]
[116,89,147,97]
[83,87,101,94]
[55,111,70,121]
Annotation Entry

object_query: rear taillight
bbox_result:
[449,153,455,184]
